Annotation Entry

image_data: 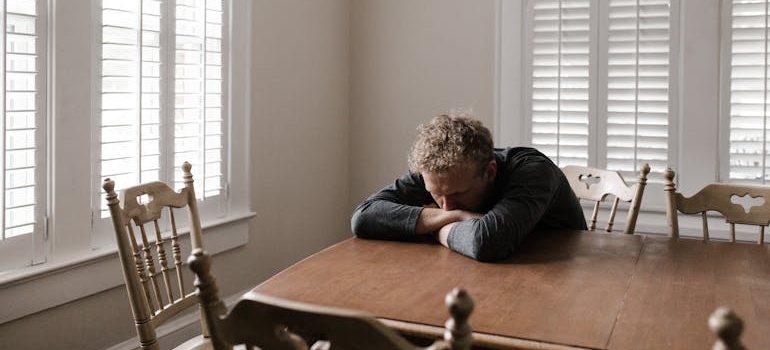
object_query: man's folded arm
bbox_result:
[351,172,437,239]
[446,161,563,262]
[351,200,423,239]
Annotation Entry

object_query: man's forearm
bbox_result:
[351,200,423,239]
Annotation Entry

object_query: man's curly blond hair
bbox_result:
[408,114,494,174]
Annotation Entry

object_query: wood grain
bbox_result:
[607,237,770,350]
[254,232,770,349]
[254,231,643,349]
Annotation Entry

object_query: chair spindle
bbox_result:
[590,201,600,231]
[168,208,186,299]
[607,197,620,232]
[152,218,175,303]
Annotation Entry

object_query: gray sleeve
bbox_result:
[351,172,434,240]
[446,159,564,262]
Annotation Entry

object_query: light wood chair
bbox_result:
[103,162,211,350]
[663,168,770,243]
[562,163,650,234]
[187,248,475,350]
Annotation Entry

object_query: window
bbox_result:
[0,0,46,270]
[524,0,675,176]
[0,0,250,275]
[98,0,227,222]
[0,0,250,324]
[726,0,770,183]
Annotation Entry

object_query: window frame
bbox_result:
[91,0,231,246]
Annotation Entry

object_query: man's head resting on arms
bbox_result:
[408,114,497,213]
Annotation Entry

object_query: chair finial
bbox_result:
[640,163,651,178]
[444,288,474,350]
[102,178,119,206]
[182,161,196,192]
[188,248,229,349]
[663,168,675,184]
[709,307,746,350]
[188,248,219,307]
[103,178,115,193]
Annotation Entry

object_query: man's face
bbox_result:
[422,159,497,213]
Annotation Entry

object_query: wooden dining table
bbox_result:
[252,230,770,350]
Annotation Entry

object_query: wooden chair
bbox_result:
[562,163,650,234]
[187,248,475,350]
[663,168,770,243]
[103,162,210,350]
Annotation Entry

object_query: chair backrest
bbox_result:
[187,248,475,350]
[663,168,770,243]
[103,162,207,350]
[562,163,650,234]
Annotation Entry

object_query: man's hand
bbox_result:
[414,206,464,234]
[415,204,482,246]
[434,211,483,247]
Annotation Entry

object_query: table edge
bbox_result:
[379,318,594,350]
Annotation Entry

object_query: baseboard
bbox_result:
[104,289,250,350]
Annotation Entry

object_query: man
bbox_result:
[351,114,587,262]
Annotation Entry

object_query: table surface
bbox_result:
[252,231,770,350]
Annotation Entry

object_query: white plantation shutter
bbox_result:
[728,0,770,183]
[526,0,673,174]
[100,0,225,217]
[100,0,160,194]
[0,0,46,268]
[530,0,592,166]
[173,0,224,197]
[605,0,670,173]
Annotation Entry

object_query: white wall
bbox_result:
[349,0,498,204]
[249,0,352,279]
[0,1,351,349]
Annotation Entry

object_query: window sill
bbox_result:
[0,211,255,325]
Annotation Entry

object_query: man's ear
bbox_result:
[485,159,497,180]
